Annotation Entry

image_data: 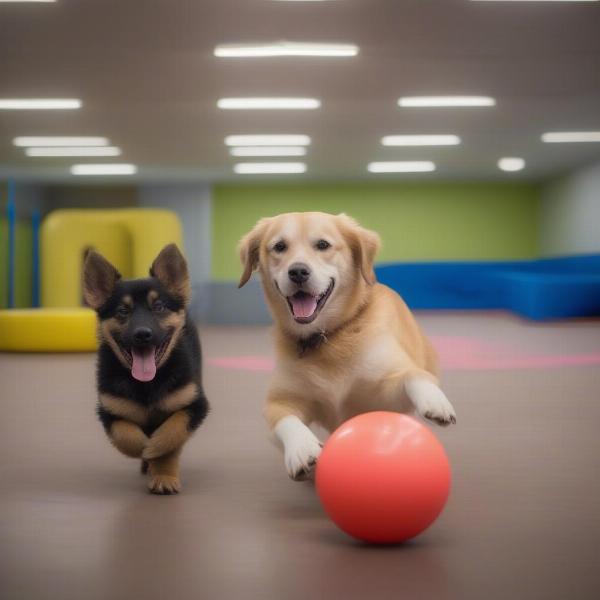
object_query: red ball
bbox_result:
[316,412,451,544]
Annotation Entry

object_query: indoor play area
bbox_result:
[1,2,599,600]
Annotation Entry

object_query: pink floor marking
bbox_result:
[208,356,275,372]
[207,336,600,373]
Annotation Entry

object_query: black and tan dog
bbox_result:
[83,244,209,494]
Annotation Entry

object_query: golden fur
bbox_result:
[109,420,149,458]
[99,383,197,428]
[101,384,197,491]
[99,318,131,369]
[100,393,149,426]
[239,212,448,436]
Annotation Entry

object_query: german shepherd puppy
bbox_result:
[83,244,209,494]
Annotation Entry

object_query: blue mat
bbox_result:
[375,255,600,321]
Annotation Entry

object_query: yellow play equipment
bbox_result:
[0,208,183,352]
[0,308,97,352]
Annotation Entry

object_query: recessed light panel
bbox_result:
[215,42,358,58]
[225,135,311,146]
[234,162,307,174]
[71,164,137,175]
[498,157,526,172]
[542,132,600,143]
[25,146,121,157]
[230,146,307,157]
[398,96,495,108]
[218,98,320,110]
[14,136,109,147]
[382,135,461,146]
[0,98,81,109]
[368,161,436,173]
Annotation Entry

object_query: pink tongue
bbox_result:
[290,295,318,319]
[131,347,157,382]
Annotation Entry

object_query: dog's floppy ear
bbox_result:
[83,250,121,310]
[150,243,191,306]
[238,218,272,288]
[337,214,381,286]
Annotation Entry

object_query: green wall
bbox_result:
[0,217,33,309]
[0,183,34,308]
[212,182,540,281]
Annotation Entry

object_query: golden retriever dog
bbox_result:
[238,212,456,480]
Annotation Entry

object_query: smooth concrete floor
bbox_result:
[1,312,600,600]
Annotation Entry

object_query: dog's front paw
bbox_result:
[417,392,457,427]
[148,474,181,495]
[284,439,322,481]
[407,378,457,427]
[142,438,168,460]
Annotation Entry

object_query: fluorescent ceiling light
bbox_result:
[498,157,525,172]
[234,162,307,174]
[215,42,358,58]
[368,161,436,173]
[25,146,121,157]
[381,135,461,146]
[225,135,311,146]
[541,131,600,143]
[218,97,320,110]
[0,98,81,110]
[71,164,137,176]
[0,1,56,3]
[14,136,109,147]
[230,146,307,157]
[398,96,495,108]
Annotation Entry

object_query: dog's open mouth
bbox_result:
[119,334,172,382]
[287,279,334,324]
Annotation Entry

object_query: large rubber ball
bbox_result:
[316,412,451,543]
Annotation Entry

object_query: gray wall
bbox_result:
[206,279,272,325]
[540,161,600,256]
[6,183,46,218]
[44,185,137,212]
[138,183,212,320]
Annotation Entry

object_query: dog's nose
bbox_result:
[133,326,153,344]
[288,263,311,285]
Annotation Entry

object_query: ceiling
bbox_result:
[1,0,599,183]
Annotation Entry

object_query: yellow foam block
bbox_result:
[0,308,97,352]
[41,208,183,308]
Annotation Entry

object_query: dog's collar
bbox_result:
[297,330,328,357]
[292,297,370,358]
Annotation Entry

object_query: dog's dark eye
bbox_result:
[116,306,130,317]
[273,241,287,253]
[315,239,331,251]
[152,300,165,313]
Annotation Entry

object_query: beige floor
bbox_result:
[1,313,599,600]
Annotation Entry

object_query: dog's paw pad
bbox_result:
[285,441,322,482]
[407,378,457,428]
[291,468,311,481]
[148,475,181,495]
[424,411,456,427]
[424,411,454,427]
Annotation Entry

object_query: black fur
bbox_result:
[94,276,209,439]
